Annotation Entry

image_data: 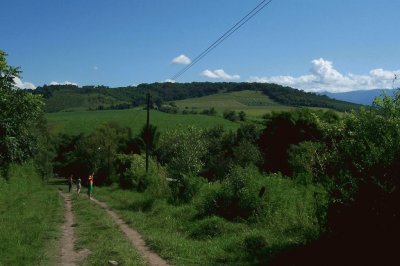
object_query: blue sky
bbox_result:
[1,0,399,92]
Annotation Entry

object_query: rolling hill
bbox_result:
[32,82,361,113]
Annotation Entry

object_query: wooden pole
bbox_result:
[145,92,150,173]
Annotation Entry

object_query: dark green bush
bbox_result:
[243,234,271,265]
[169,175,206,203]
[196,165,265,221]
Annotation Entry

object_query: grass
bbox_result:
[44,90,128,112]
[46,108,240,135]
[0,163,63,266]
[92,174,327,266]
[174,90,334,120]
[175,90,280,109]
[70,193,147,266]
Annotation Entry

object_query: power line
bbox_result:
[171,0,274,81]
[172,0,269,80]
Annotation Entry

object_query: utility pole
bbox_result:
[145,92,150,173]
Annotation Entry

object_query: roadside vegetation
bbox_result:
[0,163,63,265]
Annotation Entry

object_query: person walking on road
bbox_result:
[76,177,82,194]
[67,174,73,193]
[88,173,94,199]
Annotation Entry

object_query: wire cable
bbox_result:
[171,0,274,81]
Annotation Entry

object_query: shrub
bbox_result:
[189,216,227,239]
[169,174,206,203]
[223,110,238,122]
[157,127,208,202]
[123,154,170,198]
[196,165,265,221]
[288,141,324,185]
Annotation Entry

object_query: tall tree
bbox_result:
[0,50,45,172]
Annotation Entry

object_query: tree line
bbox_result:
[32,82,361,113]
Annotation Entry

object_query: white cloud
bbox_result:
[201,69,240,81]
[164,79,176,83]
[93,66,99,71]
[171,54,191,65]
[248,58,400,93]
[49,81,79,86]
[13,77,36,90]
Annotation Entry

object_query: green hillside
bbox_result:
[46,108,240,135]
[33,82,361,113]
[175,90,299,117]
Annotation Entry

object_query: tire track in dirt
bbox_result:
[58,192,90,266]
[91,197,170,266]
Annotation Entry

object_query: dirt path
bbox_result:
[91,197,170,266]
[58,192,90,266]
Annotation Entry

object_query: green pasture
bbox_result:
[175,90,279,109]
[46,108,240,135]
[175,90,335,119]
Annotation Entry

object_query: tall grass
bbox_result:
[93,173,327,265]
[0,163,63,265]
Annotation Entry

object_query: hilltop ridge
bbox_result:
[30,82,361,113]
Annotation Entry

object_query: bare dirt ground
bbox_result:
[58,193,90,266]
[91,197,170,266]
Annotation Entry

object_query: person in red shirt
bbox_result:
[88,173,94,199]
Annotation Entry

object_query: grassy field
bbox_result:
[174,90,333,119]
[93,176,326,265]
[0,163,63,265]
[44,89,129,113]
[46,108,240,135]
[175,90,279,109]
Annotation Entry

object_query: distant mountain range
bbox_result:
[320,89,397,106]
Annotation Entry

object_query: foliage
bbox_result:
[122,154,169,198]
[134,124,160,155]
[233,140,263,167]
[196,165,265,221]
[288,141,324,185]
[258,109,335,175]
[0,50,45,171]
[200,107,217,116]
[260,83,360,111]
[318,94,400,239]
[157,126,208,178]
[52,122,131,185]
[223,110,239,122]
